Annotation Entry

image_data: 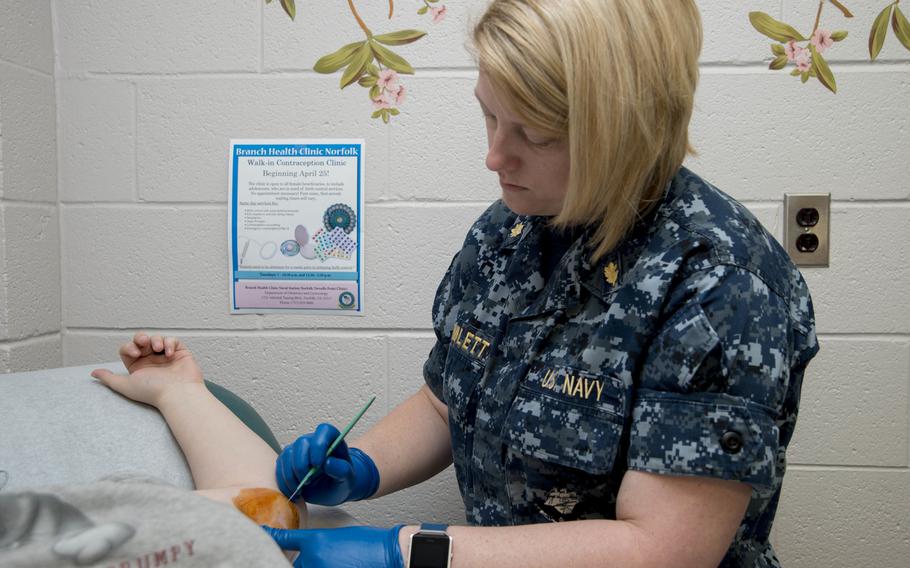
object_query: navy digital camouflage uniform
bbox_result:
[423,166,818,566]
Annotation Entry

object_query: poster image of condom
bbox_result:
[228,139,364,314]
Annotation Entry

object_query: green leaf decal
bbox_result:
[769,55,789,70]
[280,0,296,21]
[809,45,836,94]
[340,42,374,89]
[749,12,806,42]
[373,29,427,46]
[771,43,786,56]
[831,30,849,42]
[314,41,365,74]
[370,85,381,100]
[367,63,380,76]
[801,71,810,83]
[390,108,400,116]
[372,110,383,119]
[790,68,802,77]
[892,7,910,52]
[370,40,415,74]
[359,75,378,87]
[869,4,893,60]
[418,6,428,15]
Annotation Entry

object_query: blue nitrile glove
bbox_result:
[263,525,405,568]
[276,422,380,506]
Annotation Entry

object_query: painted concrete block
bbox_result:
[59,79,135,202]
[61,205,258,330]
[700,0,784,64]
[0,63,56,202]
[686,71,909,201]
[136,77,390,203]
[263,0,487,72]
[3,203,60,339]
[790,338,909,467]
[774,469,910,567]
[386,75,500,203]
[0,333,62,373]
[0,204,7,339]
[388,334,438,407]
[801,206,909,333]
[260,203,487,330]
[55,0,259,74]
[0,1,53,74]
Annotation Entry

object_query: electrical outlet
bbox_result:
[784,193,830,267]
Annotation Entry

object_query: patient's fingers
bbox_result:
[118,341,141,367]
[91,368,130,396]
[150,335,166,354]
[164,336,178,357]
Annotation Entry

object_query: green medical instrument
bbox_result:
[287,395,377,503]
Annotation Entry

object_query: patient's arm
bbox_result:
[92,332,303,529]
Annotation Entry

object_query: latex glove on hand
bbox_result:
[276,423,380,506]
[264,525,404,568]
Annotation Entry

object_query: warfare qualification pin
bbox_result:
[510,223,524,238]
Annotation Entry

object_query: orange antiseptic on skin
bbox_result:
[232,488,300,529]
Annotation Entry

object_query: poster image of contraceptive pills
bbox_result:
[323,203,357,234]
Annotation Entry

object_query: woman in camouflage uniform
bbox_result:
[269,1,819,566]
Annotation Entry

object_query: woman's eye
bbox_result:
[527,137,556,148]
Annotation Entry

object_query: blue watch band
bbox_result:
[419,523,448,532]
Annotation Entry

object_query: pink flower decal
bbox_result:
[431,5,447,24]
[393,84,407,106]
[795,49,812,72]
[377,69,399,91]
[811,28,834,54]
[784,40,800,61]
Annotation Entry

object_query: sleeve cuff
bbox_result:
[627,389,780,493]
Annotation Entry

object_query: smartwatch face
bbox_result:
[409,532,452,568]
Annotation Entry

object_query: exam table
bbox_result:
[0,363,355,528]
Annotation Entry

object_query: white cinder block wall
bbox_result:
[1,1,908,564]
[0,2,62,372]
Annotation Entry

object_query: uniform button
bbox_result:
[720,431,744,454]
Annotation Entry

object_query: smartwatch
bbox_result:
[407,523,452,568]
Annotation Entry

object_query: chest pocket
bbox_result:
[501,366,628,523]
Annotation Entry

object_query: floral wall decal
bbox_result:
[751,0,910,93]
[266,0,448,122]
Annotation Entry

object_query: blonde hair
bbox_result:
[473,0,703,260]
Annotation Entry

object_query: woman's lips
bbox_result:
[500,181,528,192]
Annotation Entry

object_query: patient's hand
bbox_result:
[92,332,204,408]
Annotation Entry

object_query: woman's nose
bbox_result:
[485,131,519,173]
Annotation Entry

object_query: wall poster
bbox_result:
[228,139,364,314]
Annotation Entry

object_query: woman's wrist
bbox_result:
[155,381,210,410]
[398,525,420,566]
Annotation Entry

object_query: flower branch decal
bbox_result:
[751,1,910,94]
[268,0,447,122]
[418,0,448,23]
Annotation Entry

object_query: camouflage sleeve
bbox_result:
[628,264,799,492]
[422,251,462,402]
